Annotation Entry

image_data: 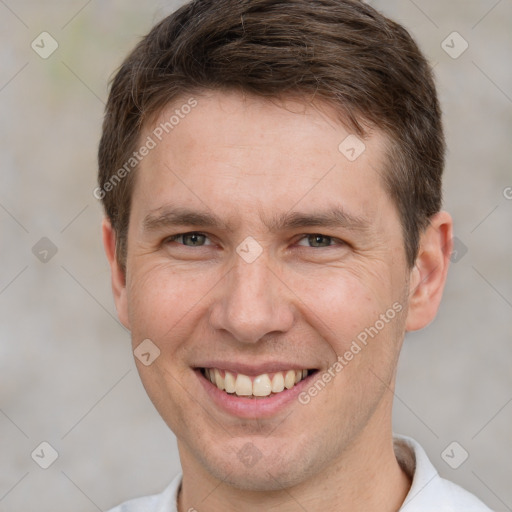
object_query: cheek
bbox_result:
[287,265,405,385]
[286,265,390,338]
[126,261,216,343]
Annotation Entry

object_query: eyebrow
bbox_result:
[266,209,371,233]
[142,206,371,234]
[143,207,232,232]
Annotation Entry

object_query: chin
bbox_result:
[216,464,306,492]
[202,442,318,492]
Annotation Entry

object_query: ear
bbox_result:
[102,218,130,329]
[406,211,453,332]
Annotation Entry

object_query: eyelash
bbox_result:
[164,232,345,249]
[165,232,214,247]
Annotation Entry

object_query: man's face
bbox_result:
[118,91,412,490]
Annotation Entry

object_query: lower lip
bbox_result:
[195,369,316,419]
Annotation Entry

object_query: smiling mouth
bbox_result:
[199,368,318,399]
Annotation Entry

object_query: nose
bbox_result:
[209,254,295,344]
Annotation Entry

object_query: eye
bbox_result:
[166,232,212,247]
[296,234,342,248]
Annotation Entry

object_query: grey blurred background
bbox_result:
[0,1,511,511]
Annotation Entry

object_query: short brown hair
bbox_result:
[98,0,445,271]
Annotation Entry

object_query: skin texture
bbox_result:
[103,91,453,511]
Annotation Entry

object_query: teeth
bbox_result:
[214,368,224,391]
[224,371,236,393]
[253,374,272,396]
[204,368,309,397]
[235,374,253,396]
[285,370,296,389]
[271,372,285,393]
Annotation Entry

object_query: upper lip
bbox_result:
[193,361,317,377]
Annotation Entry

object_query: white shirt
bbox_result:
[107,434,493,512]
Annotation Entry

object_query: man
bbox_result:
[98,0,492,510]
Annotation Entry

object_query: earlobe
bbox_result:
[102,218,131,329]
[405,211,453,332]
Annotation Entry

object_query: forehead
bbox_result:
[133,91,392,226]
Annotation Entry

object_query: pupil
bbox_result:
[187,234,202,245]
[311,235,329,247]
